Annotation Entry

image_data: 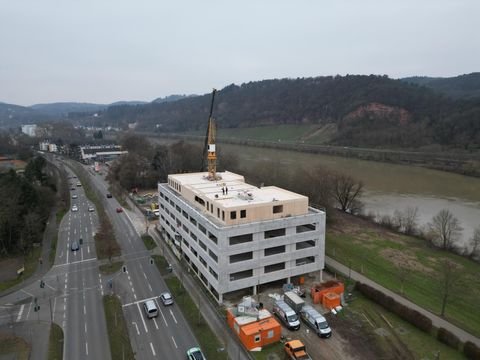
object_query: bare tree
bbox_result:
[331,173,363,213]
[439,259,461,317]
[393,206,419,235]
[469,227,480,259]
[428,209,463,250]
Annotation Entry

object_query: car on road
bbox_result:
[88,206,95,212]
[76,182,81,187]
[106,193,112,198]
[143,300,158,318]
[72,205,78,212]
[116,207,123,213]
[72,194,78,199]
[71,241,79,251]
[71,187,76,191]
[160,292,174,306]
[186,347,206,360]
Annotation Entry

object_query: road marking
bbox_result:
[21,289,34,297]
[148,283,152,292]
[88,246,90,254]
[122,295,160,308]
[26,301,32,320]
[152,317,159,329]
[150,342,156,356]
[136,303,148,333]
[171,336,178,349]
[143,272,147,279]
[81,247,84,261]
[46,282,56,291]
[85,323,87,333]
[132,321,140,335]
[83,305,86,315]
[85,226,88,233]
[133,293,137,300]
[53,257,97,267]
[16,304,25,322]
[59,250,63,258]
[129,281,133,287]
[170,309,177,324]
[156,300,168,327]
[86,342,88,356]
[52,297,57,321]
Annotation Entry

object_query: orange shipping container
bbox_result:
[322,292,341,310]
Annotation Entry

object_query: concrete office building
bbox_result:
[157,171,325,303]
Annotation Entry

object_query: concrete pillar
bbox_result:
[253,285,257,295]
[219,293,223,304]
[320,269,323,283]
[287,276,291,284]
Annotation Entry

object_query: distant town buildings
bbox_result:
[157,171,326,303]
[21,124,38,137]
[79,144,128,163]
[39,141,58,153]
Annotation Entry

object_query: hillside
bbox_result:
[30,102,108,116]
[0,102,52,128]
[401,73,480,99]
[98,75,480,150]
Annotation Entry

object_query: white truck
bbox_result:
[284,291,305,313]
[300,305,332,338]
[273,299,300,330]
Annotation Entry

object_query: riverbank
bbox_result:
[145,132,480,178]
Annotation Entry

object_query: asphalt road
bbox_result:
[86,166,200,359]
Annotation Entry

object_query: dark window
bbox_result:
[229,233,253,245]
[198,224,206,234]
[191,232,197,241]
[273,205,283,214]
[195,196,205,206]
[208,232,218,244]
[296,224,316,233]
[190,217,197,226]
[230,211,237,220]
[229,251,253,263]
[296,240,316,250]
[209,249,218,263]
[240,209,246,218]
[296,256,315,266]
[191,248,198,257]
[209,267,218,280]
[217,208,220,218]
[264,245,286,256]
[264,228,286,239]
[176,205,181,213]
[264,262,285,273]
[199,240,207,251]
[222,211,225,221]
[182,210,188,219]
[182,224,189,234]
[230,269,253,281]
[199,256,207,268]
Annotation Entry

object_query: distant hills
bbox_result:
[401,73,480,99]
[1,74,479,150]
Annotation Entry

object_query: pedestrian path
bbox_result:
[326,257,480,346]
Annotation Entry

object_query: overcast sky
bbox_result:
[1,0,478,106]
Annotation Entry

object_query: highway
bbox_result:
[85,164,200,359]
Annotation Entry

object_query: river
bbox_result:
[219,144,480,249]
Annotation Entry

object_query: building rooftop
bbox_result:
[168,171,307,210]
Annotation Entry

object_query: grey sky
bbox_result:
[1,0,478,106]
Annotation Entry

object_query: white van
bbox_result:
[300,305,332,338]
[273,299,300,330]
[143,300,158,318]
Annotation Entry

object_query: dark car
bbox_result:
[116,207,123,213]
[106,193,113,198]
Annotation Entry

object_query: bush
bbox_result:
[437,327,461,350]
[355,282,433,333]
[463,341,480,360]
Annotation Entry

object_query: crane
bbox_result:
[202,89,221,181]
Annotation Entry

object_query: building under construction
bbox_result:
[157,90,326,303]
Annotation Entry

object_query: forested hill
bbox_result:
[101,75,480,149]
[401,73,480,99]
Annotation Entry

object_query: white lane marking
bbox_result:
[152,317,159,330]
[129,281,133,287]
[86,342,88,356]
[85,226,88,233]
[46,282,56,291]
[16,304,25,322]
[156,300,168,327]
[171,336,178,349]
[26,301,33,320]
[85,323,87,333]
[53,257,97,267]
[83,305,86,315]
[81,247,84,261]
[136,303,148,333]
[88,246,90,254]
[52,297,57,322]
[148,284,153,292]
[143,272,147,279]
[122,295,159,308]
[150,342,156,356]
[169,309,177,324]
[132,321,140,335]
[21,289,34,297]
[133,293,137,300]
[74,229,76,235]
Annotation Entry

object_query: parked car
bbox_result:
[160,292,173,306]
[186,347,206,360]
[116,207,123,213]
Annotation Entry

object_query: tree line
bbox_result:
[0,156,56,255]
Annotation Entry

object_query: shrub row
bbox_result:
[356,282,432,333]
[437,327,461,350]
[464,341,480,360]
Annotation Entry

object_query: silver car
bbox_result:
[160,292,173,306]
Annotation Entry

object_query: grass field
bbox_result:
[99,261,124,275]
[327,213,480,338]
[0,333,30,360]
[48,322,63,360]
[165,276,226,359]
[103,295,135,360]
[142,235,157,250]
[0,246,41,292]
[347,293,466,359]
